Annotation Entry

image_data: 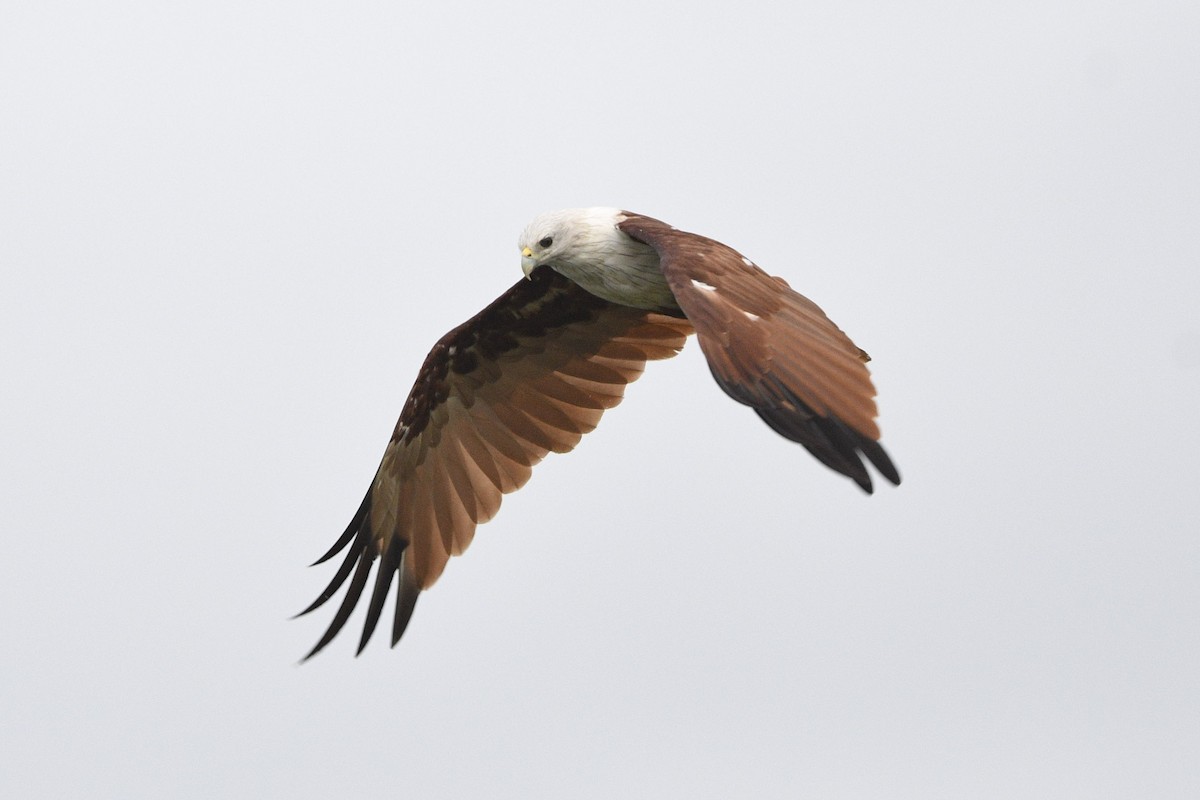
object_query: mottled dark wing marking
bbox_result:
[617,213,899,493]
[298,268,693,658]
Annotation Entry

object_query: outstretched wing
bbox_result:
[618,213,899,493]
[298,268,692,658]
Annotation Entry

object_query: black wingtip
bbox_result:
[300,544,375,661]
[825,415,902,494]
[752,393,899,494]
[857,435,901,488]
[298,494,379,661]
[294,523,371,620]
[391,577,421,647]
[298,486,426,660]
[309,490,372,567]
[355,537,406,656]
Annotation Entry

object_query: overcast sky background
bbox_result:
[3,2,1198,798]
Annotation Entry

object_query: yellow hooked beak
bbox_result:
[520,246,537,279]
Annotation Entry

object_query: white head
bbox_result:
[515,207,676,310]
[518,207,625,279]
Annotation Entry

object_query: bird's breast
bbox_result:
[552,242,680,312]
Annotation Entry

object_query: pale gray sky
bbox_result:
[3,1,1198,798]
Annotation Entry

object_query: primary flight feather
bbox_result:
[299,208,900,658]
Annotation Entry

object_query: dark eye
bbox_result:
[538,236,553,248]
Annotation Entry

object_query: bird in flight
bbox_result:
[299,208,900,658]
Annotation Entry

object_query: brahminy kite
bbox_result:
[299,208,900,658]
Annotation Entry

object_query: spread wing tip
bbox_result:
[832,426,901,494]
[354,536,404,655]
[755,404,900,493]
[308,491,371,566]
[857,434,901,489]
[298,488,422,660]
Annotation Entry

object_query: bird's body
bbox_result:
[299,208,899,658]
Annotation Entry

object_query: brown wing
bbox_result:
[618,213,899,493]
[298,268,693,658]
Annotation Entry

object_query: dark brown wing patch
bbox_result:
[618,213,899,493]
[299,268,692,658]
